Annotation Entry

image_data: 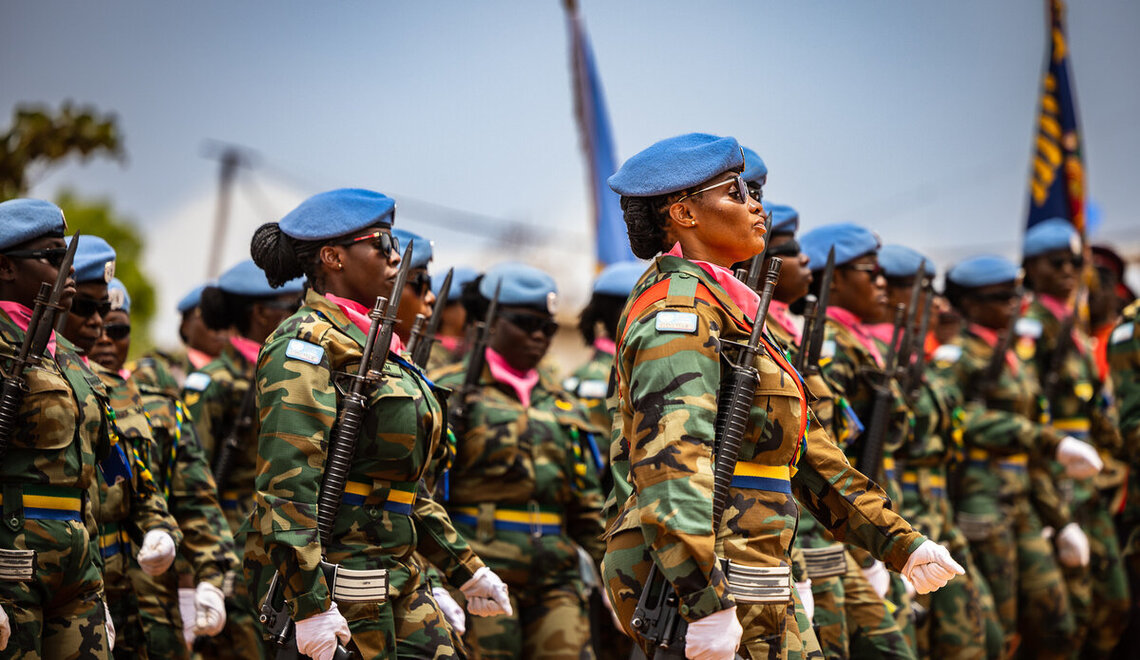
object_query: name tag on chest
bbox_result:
[655,311,698,334]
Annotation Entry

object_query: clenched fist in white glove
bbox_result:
[136,529,176,576]
[1055,436,1103,479]
[194,582,227,636]
[862,560,891,598]
[0,602,10,651]
[295,602,351,660]
[460,567,512,617]
[1056,522,1090,567]
[432,587,466,637]
[685,606,742,660]
[795,580,815,622]
[902,540,965,594]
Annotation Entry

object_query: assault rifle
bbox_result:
[902,287,936,401]
[448,281,501,440]
[893,261,926,381]
[630,258,784,658]
[260,242,415,660]
[1041,285,1086,405]
[407,267,454,368]
[793,295,818,373]
[212,382,257,490]
[801,247,837,377]
[857,303,905,482]
[968,291,1025,406]
[0,231,80,459]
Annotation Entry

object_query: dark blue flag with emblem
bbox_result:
[1027,0,1085,234]
[565,0,636,267]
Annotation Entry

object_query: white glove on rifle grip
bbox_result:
[1055,436,1103,479]
[795,580,815,622]
[432,587,466,637]
[294,602,351,660]
[460,566,513,616]
[1056,522,1090,567]
[685,606,742,660]
[194,582,227,636]
[862,560,891,598]
[137,529,176,576]
[902,540,965,594]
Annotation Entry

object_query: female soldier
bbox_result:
[246,188,509,660]
[600,133,962,659]
[432,262,607,659]
[935,255,1096,659]
[390,228,436,347]
[426,266,479,373]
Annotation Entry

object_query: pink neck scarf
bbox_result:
[325,293,405,354]
[0,302,57,357]
[666,243,760,322]
[969,323,1019,375]
[593,336,616,356]
[230,335,261,365]
[827,306,885,367]
[485,346,540,408]
[186,348,214,369]
[767,300,799,342]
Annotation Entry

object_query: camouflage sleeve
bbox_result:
[1027,460,1071,529]
[183,374,225,464]
[1090,387,1124,458]
[117,418,182,543]
[411,485,485,587]
[565,423,606,564]
[623,303,731,619]
[250,335,338,621]
[1107,312,1140,455]
[792,423,925,572]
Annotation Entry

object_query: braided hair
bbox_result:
[620,193,673,259]
[250,223,325,290]
[578,293,625,345]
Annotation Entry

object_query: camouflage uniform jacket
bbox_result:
[1108,300,1140,452]
[564,346,616,435]
[605,256,924,621]
[182,341,257,532]
[132,356,237,588]
[930,326,1071,528]
[243,289,484,621]
[432,356,607,567]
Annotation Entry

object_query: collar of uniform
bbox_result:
[219,338,254,380]
[1036,292,1073,322]
[653,254,752,331]
[665,242,760,321]
[965,324,1020,375]
[826,306,885,367]
[766,299,799,342]
[593,336,616,356]
[229,334,261,365]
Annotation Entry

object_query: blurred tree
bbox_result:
[56,190,157,355]
[1,101,124,200]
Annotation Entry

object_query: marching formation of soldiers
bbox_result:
[0,131,1137,660]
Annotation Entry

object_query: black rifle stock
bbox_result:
[0,231,80,459]
[857,303,905,482]
[969,293,1025,407]
[449,281,501,440]
[409,267,454,368]
[793,295,819,373]
[903,288,936,401]
[631,259,783,658]
[213,382,257,490]
[803,247,837,377]
[893,261,926,381]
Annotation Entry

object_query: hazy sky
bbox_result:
[3,1,1138,344]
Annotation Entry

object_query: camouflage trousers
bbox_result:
[341,584,462,659]
[104,550,151,659]
[192,568,267,659]
[1063,491,1130,658]
[127,564,185,659]
[809,572,848,658]
[788,581,822,660]
[958,495,1075,660]
[0,517,110,659]
[842,550,916,660]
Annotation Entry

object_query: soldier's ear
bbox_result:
[318,245,344,272]
[0,256,16,282]
[666,201,696,229]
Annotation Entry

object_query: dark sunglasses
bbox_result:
[1046,253,1084,270]
[969,290,1021,303]
[407,271,432,297]
[747,181,764,203]
[103,323,131,340]
[335,230,400,258]
[501,311,559,338]
[766,238,801,258]
[2,247,69,268]
[677,173,756,206]
[70,296,112,319]
[842,263,884,279]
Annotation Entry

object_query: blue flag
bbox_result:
[1027,0,1085,234]
[566,4,636,267]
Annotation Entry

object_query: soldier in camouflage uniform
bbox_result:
[1107,296,1140,658]
[59,235,183,659]
[89,278,238,652]
[244,188,511,660]
[146,285,228,390]
[599,134,963,659]
[432,262,608,659]
[935,254,1098,659]
[181,259,304,658]
[1018,218,1129,656]
[425,267,480,375]
[0,199,114,658]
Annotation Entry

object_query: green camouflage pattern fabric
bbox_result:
[433,355,606,658]
[840,551,914,660]
[242,289,483,632]
[0,311,113,658]
[600,256,924,657]
[931,326,1076,658]
[564,346,616,436]
[1018,299,1130,655]
[426,339,465,376]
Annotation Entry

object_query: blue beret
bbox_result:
[947,255,1020,288]
[218,260,305,297]
[279,188,396,241]
[435,265,479,298]
[608,133,744,197]
[390,228,432,270]
[879,244,936,279]
[0,199,67,251]
[480,262,558,313]
[108,278,131,314]
[593,261,646,297]
[1023,217,1080,258]
[177,284,207,313]
[799,223,880,271]
[765,202,799,234]
[741,147,768,186]
[68,235,116,284]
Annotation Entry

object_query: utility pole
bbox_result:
[202,142,254,279]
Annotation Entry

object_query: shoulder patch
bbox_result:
[285,339,325,365]
[655,311,698,334]
[577,379,608,399]
[1015,317,1043,339]
[562,376,580,393]
[932,344,962,365]
[820,339,837,359]
[183,372,212,392]
[1111,322,1134,345]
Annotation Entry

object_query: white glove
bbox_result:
[902,540,965,594]
[795,580,815,622]
[1056,522,1090,567]
[0,602,9,651]
[862,560,891,598]
[460,567,513,616]
[194,582,227,636]
[432,587,466,637]
[136,530,176,576]
[685,606,742,660]
[178,588,196,646]
[900,574,917,599]
[1055,436,1103,479]
[294,602,351,660]
[105,601,116,651]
